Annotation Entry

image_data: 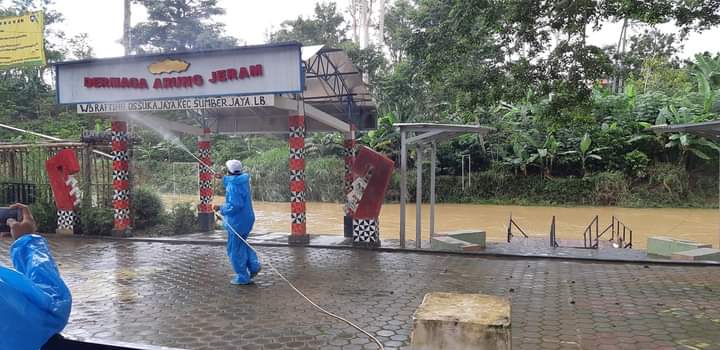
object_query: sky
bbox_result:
[53,0,720,59]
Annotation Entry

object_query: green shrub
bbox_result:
[132,187,165,229]
[244,147,289,201]
[647,163,689,200]
[29,197,57,233]
[590,171,628,205]
[624,150,650,179]
[306,157,344,202]
[79,207,114,236]
[169,203,197,234]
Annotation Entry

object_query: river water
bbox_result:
[162,194,719,248]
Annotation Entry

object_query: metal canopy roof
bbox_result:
[210,45,376,134]
[394,122,495,249]
[649,120,720,139]
[394,123,495,145]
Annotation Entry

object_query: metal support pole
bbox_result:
[461,155,465,190]
[430,141,436,244]
[81,145,92,208]
[400,130,407,248]
[416,144,423,249]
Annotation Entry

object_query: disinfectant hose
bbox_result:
[215,212,385,350]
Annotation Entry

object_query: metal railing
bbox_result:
[583,215,633,249]
[0,182,39,205]
[583,215,601,248]
[550,216,559,248]
[507,213,529,242]
[601,215,633,249]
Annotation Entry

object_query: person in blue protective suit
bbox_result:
[214,159,261,285]
[0,203,72,350]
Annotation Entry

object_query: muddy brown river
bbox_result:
[162,194,720,248]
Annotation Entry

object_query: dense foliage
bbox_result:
[2,0,720,211]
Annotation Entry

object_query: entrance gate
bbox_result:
[54,42,378,244]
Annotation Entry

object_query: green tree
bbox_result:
[383,0,413,64]
[268,2,347,46]
[130,0,237,53]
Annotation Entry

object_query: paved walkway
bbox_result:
[2,237,720,350]
[131,231,715,265]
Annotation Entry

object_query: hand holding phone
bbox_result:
[2,204,36,240]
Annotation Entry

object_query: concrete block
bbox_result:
[411,292,511,350]
[672,248,720,262]
[430,236,482,252]
[647,236,711,257]
[444,229,487,248]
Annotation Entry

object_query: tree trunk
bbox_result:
[614,18,628,93]
[377,0,386,47]
[350,0,360,44]
[359,0,371,48]
[123,0,131,55]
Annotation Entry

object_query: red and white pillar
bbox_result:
[343,128,356,237]
[288,113,309,244]
[197,128,214,231]
[111,120,131,236]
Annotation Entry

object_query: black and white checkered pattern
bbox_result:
[353,219,379,243]
[112,150,129,161]
[290,170,305,181]
[291,212,306,224]
[198,148,211,158]
[114,208,130,220]
[113,189,129,201]
[342,147,356,158]
[111,131,128,142]
[289,126,305,138]
[200,195,213,204]
[291,191,306,203]
[289,148,304,160]
[57,210,76,230]
[112,170,129,181]
[199,180,212,188]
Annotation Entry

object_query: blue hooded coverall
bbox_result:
[0,234,72,350]
[220,173,261,285]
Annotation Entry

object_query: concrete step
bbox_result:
[430,236,483,252]
[672,248,720,262]
[647,236,711,257]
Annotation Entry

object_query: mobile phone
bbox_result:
[0,207,22,233]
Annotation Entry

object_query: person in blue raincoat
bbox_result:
[0,203,72,350]
[214,159,261,285]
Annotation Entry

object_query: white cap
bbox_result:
[225,159,243,174]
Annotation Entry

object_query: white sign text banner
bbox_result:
[77,95,274,114]
[57,43,301,104]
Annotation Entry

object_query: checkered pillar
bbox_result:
[343,129,356,237]
[57,210,77,234]
[289,114,309,244]
[197,128,214,232]
[353,218,380,245]
[111,120,131,234]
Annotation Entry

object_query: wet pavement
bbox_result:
[2,236,720,350]
[129,231,714,264]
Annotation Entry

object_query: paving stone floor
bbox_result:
[2,237,720,350]
[137,231,705,264]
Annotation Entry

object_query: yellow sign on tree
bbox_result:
[0,11,45,70]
